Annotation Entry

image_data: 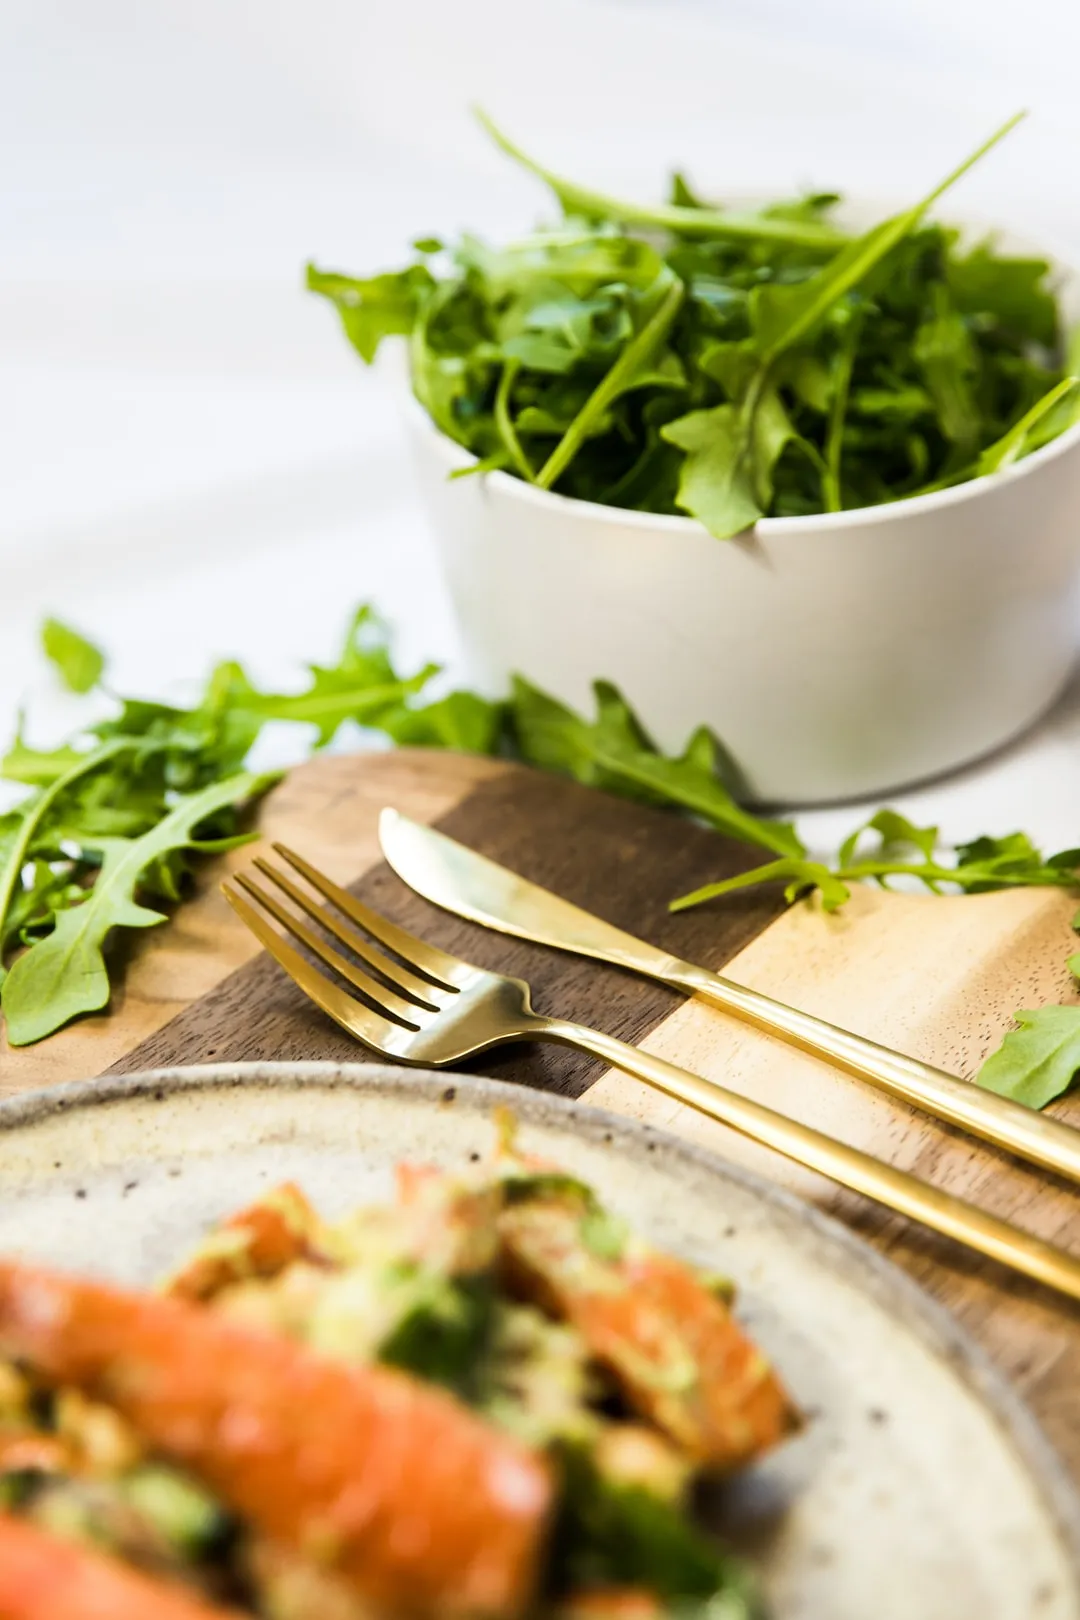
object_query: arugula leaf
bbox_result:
[2,730,92,788]
[93,609,439,776]
[946,241,1059,347]
[0,607,463,1042]
[379,690,505,753]
[751,116,1023,363]
[41,619,105,694]
[838,809,940,870]
[665,114,1024,537]
[475,108,844,253]
[3,857,87,955]
[508,678,802,859]
[662,388,793,537]
[305,263,435,364]
[976,1007,1080,1110]
[2,771,275,1046]
[241,607,439,747]
[9,601,1080,1077]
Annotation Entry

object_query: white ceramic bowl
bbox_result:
[405,363,1080,808]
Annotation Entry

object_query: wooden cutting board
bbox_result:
[2,749,1080,1478]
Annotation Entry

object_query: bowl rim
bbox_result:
[406,387,1080,537]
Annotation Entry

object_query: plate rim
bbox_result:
[3,1057,1079,1589]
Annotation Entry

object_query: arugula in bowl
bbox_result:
[309,111,1078,540]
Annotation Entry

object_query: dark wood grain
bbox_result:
[111,765,785,1093]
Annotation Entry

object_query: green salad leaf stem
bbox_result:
[672,812,1080,915]
[474,108,848,252]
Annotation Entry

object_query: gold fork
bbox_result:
[223,845,1080,1305]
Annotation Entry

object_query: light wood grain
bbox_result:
[584,881,1080,1474]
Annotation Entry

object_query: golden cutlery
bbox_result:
[378,808,1080,1188]
[223,844,1080,1304]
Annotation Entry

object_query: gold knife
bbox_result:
[379,806,1080,1186]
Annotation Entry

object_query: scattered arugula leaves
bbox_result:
[310,110,1075,538]
[0,739,136,969]
[6,608,1080,1117]
[0,607,842,1045]
[2,772,273,1046]
[305,264,435,365]
[976,1007,1080,1111]
[42,618,105,695]
[672,811,1080,914]
[508,677,801,859]
[0,609,488,1044]
[971,907,1080,1108]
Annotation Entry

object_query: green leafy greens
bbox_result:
[0,608,490,1045]
[508,678,801,859]
[0,612,804,1047]
[41,619,105,695]
[976,1005,1080,1112]
[5,610,1080,1116]
[309,110,1076,539]
[1,773,272,1047]
[671,813,1080,915]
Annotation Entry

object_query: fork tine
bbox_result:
[272,843,469,987]
[222,883,408,1054]
[232,873,429,1028]
[251,857,443,1008]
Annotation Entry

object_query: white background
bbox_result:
[4,0,1080,851]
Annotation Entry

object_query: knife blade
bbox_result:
[378,807,684,980]
[377,806,1080,1188]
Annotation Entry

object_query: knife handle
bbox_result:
[657,960,1080,1185]
[538,1018,1080,1303]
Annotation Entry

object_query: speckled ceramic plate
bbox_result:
[0,1062,1076,1619]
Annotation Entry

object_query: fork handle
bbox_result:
[651,959,1080,1186]
[537,1018,1080,1304]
